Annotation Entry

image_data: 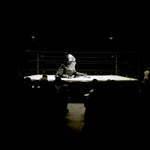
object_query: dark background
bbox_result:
[6,2,150,80]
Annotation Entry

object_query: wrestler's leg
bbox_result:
[76,72,90,78]
[60,64,67,70]
[55,64,66,78]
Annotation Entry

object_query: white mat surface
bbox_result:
[25,75,138,82]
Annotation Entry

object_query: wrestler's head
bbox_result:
[57,68,64,75]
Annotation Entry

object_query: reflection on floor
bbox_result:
[65,103,85,137]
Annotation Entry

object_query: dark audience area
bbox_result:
[7,75,150,146]
[82,79,150,144]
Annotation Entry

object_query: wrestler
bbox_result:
[64,53,76,71]
[55,64,90,78]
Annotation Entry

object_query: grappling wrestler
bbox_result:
[55,53,90,78]
[65,53,76,71]
[55,64,90,78]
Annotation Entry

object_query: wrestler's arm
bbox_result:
[60,64,67,70]
[67,61,72,68]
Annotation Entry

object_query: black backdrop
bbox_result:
[6,2,150,80]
